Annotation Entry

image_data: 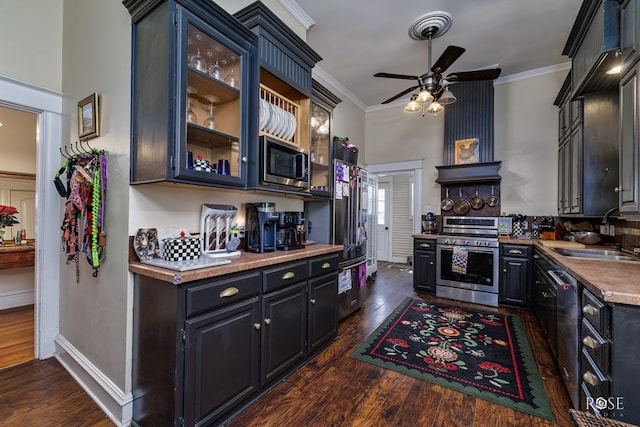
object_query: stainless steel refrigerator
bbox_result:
[334,160,368,320]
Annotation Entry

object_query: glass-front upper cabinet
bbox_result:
[126,0,256,188]
[309,80,342,197]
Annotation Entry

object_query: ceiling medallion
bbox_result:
[408,11,453,40]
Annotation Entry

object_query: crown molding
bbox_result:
[495,62,571,85]
[277,0,315,30]
[312,66,368,111]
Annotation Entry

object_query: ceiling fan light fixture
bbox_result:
[404,96,422,113]
[415,88,434,104]
[438,87,457,105]
[426,101,444,116]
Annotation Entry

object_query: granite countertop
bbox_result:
[536,242,640,306]
[412,234,640,306]
[129,244,343,284]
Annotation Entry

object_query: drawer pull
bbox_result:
[583,304,598,316]
[583,371,600,387]
[420,243,431,248]
[321,262,331,269]
[583,335,601,350]
[254,323,261,330]
[282,271,295,280]
[310,298,316,305]
[264,318,271,326]
[219,287,239,298]
[508,249,523,255]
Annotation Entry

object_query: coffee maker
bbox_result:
[276,211,305,251]
[245,202,279,253]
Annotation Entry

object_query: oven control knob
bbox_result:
[464,240,469,245]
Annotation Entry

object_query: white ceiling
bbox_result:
[294,0,583,109]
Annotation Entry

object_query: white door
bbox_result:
[376,179,391,262]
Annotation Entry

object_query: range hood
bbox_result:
[435,161,501,184]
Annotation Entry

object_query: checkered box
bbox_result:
[162,236,201,261]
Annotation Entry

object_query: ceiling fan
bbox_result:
[374,11,501,108]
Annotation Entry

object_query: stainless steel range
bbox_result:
[436,216,500,307]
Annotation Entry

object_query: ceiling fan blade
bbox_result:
[381,85,419,104]
[374,72,419,80]
[431,46,465,74]
[446,68,502,82]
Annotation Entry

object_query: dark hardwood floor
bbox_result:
[229,262,573,427]
[0,305,34,370]
[0,262,572,426]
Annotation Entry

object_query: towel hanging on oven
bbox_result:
[451,246,468,275]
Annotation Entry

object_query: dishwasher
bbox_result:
[552,268,580,410]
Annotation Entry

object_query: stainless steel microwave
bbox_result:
[260,135,309,189]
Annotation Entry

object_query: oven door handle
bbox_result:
[438,245,497,254]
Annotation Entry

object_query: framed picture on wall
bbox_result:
[454,137,479,164]
[78,92,100,140]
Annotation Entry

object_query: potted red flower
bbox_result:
[0,204,19,244]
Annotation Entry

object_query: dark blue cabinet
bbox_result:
[125,0,257,189]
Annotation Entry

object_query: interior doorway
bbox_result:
[376,179,391,262]
[0,76,64,361]
[0,104,38,369]
[368,160,422,265]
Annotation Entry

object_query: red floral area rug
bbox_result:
[351,297,554,421]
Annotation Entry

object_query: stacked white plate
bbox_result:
[259,99,296,142]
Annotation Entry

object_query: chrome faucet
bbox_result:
[602,206,619,224]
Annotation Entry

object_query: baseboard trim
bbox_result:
[0,289,34,310]
[55,335,132,426]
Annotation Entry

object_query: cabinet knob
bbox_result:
[508,249,523,255]
[582,304,598,316]
[321,262,331,269]
[582,371,600,387]
[254,323,261,330]
[429,261,434,265]
[582,335,601,349]
[282,271,295,280]
[264,318,271,326]
[503,268,507,273]
[615,186,623,192]
[241,156,248,163]
[310,298,316,305]
[219,287,239,298]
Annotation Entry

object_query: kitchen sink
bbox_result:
[551,247,639,261]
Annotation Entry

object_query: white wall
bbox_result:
[60,0,132,393]
[0,0,63,92]
[494,71,566,216]
[365,106,444,215]
[0,107,38,174]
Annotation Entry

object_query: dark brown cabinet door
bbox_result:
[308,274,338,353]
[184,296,261,427]
[261,282,307,386]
